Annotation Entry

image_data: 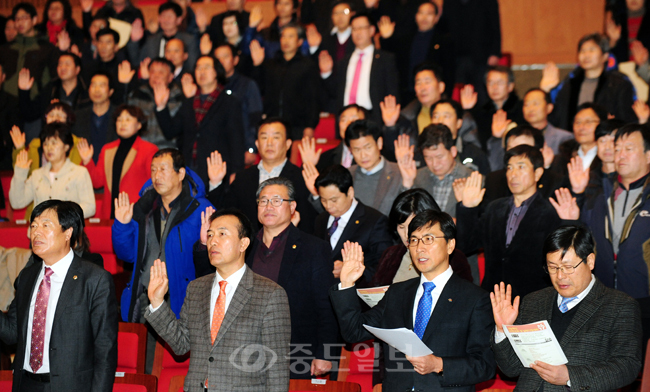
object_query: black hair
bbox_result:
[153,148,186,172]
[274,0,300,11]
[504,144,544,170]
[96,28,120,44]
[31,200,84,249]
[65,201,89,253]
[149,57,175,74]
[159,1,183,17]
[350,12,375,27]
[542,225,595,263]
[336,104,369,139]
[504,125,545,150]
[41,0,74,26]
[209,208,253,240]
[113,104,148,135]
[485,65,515,84]
[315,164,354,194]
[44,101,75,127]
[195,55,227,86]
[389,189,440,235]
[90,69,115,92]
[413,62,444,84]
[215,42,238,58]
[332,0,352,11]
[615,123,650,152]
[575,102,608,123]
[220,10,246,37]
[258,117,292,141]
[407,209,456,240]
[12,2,37,19]
[256,176,296,200]
[578,32,609,54]
[58,52,82,68]
[523,87,551,105]
[40,122,74,157]
[166,37,186,52]
[279,22,305,40]
[418,124,454,151]
[595,119,625,140]
[344,119,382,146]
[431,99,463,121]
[418,1,439,16]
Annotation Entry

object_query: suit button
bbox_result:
[209,357,214,362]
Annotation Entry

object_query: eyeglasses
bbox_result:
[573,119,599,127]
[408,234,443,247]
[351,25,371,32]
[256,197,294,207]
[544,259,585,275]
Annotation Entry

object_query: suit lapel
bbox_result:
[402,279,419,331]
[200,276,214,346]
[17,261,42,344]
[332,202,365,257]
[51,257,82,327]
[121,146,138,182]
[559,281,605,347]
[372,164,394,208]
[104,146,118,193]
[211,267,253,350]
[421,275,461,342]
[277,226,301,289]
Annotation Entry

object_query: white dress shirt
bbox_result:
[360,157,385,175]
[328,199,358,249]
[24,249,75,373]
[343,45,374,110]
[411,266,453,325]
[334,27,352,44]
[210,264,247,322]
[577,145,598,171]
[258,158,288,184]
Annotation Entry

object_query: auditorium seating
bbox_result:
[113,373,158,392]
[151,340,190,392]
[118,322,148,374]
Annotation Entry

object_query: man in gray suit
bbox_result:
[145,209,291,392]
[491,225,642,390]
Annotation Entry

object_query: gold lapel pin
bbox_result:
[73,275,78,280]
[292,245,297,249]
[387,176,391,180]
[539,184,544,188]
[355,220,359,224]
[448,298,452,302]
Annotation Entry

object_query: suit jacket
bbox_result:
[0,255,118,392]
[492,280,642,392]
[330,273,496,392]
[349,161,403,217]
[72,105,118,150]
[409,162,474,218]
[314,200,394,286]
[127,31,199,71]
[544,123,574,155]
[317,143,355,172]
[145,265,291,392]
[483,168,568,206]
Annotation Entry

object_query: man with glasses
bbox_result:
[491,225,642,391]
[330,209,496,391]
[570,103,608,171]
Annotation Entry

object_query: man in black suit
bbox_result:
[0,200,118,392]
[330,209,496,391]
[319,12,399,124]
[207,117,319,234]
[313,165,393,285]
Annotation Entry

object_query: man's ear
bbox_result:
[233,55,240,66]
[507,82,514,93]
[108,88,114,97]
[285,139,292,151]
[376,136,383,151]
[240,236,251,253]
[446,238,455,254]
[534,166,544,182]
[546,103,554,115]
[437,81,446,94]
[178,167,186,181]
[450,146,458,158]
[64,227,74,243]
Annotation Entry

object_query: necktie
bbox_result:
[30,268,54,372]
[328,217,341,237]
[414,282,435,339]
[559,296,577,313]
[210,281,227,344]
[348,52,365,104]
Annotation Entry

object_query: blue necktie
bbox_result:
[414,282,436,339]
[559,296,577,313]
[327,217,340,237]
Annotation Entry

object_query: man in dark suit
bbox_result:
[330,210,496,391]
[490,225,642,390]
[314,165,393,285]
[0,200,118,392]
[319,13,400,124]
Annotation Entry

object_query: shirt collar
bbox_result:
[43,248,75,279]
[353,45,374,57]
[508,191,538,208]
[419,265,453,289]
[332,198,358,226]
[331,27,352,44]
[556,274,596,308]
[360,156,385,175]
[258,158,288,176]
[215,262,247,289]
[577,145,598,160]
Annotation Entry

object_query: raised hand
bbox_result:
[249,6,263,29]
[10,125,25,149]
[200,206,216,245]
[549,188,580,220]
[605,15,621,46]
[461,171,485,208]
[305,24,322,48]
[195,7,208,32]
[291,209,301,227]
[380,95,400,127]
[298,136,322,167]
[633,100,650,124]
[318,51,333,75]
[200,33,212,55]
[181,73,197,98]
[301,161,320,196]
[77,138,94,165]
[114,191,135,224]
[567,156,589,194]
[460,84,477,110]
[17,68,34,91]
[148,259,169,308]
[394,134,413,162]
[57,30,71,51]
[15,149,32,169]
[490,282,520,333]
[631,41,649,67]
[207,150,227,187]
[377,16,395,39]
[541,143,555,169]
[340,241,365,288]
[491,109,511,138]
[80,0,94,12]
[396,135,417,188]
[452,177,467,203]
[153,84,171,109]
[118,60,136,84]
[540,62,560,92]
[131,18,144,42]
[250,40,265,66]
[139,57,151,80]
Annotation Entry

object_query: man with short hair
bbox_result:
[81,27,129,104]
[491,225,642,391]
[317,1,355,63]
[571,102,608,171]
[522,88,573,154]
[0,200,118,392]
[164,38,189,83]
[81,0,144,33]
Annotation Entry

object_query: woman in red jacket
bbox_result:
[78,105,158,219]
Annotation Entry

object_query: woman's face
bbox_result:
[116,110,142,139]
[43,136,69,163]
[48,1,65,25]
[45,108,68,124]
[397,213,416,247]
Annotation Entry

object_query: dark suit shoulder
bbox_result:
[446,273,488,300]
[251,270,286,293]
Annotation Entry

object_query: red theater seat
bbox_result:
[117,322,148,374]
[338,341,375,392]
[113,373,157,392]
[152,340,190,392]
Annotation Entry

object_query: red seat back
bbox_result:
[117,322,147,374]
[152,340,190,392]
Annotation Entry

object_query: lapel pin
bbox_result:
[292,244,297,249]
[448,298,452,302]
[539,184,544,188]
[387,176,391,180]
[355,220,359,224]
[375,54,380,59]
[434,44,440,49]
[73,275,78,280]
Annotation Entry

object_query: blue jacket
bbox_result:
[112,168,212,321]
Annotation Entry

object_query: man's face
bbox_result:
[422,144,456,178]
[14,9,36,36]
[415,2,436,32]
[275,0,295,18]
[195,57,218,89]
[597,133,616,164]
[414,70,444,108]
[151,154,185,198]
[486,71,513,103]
[431,103,461,139]
[159,9,180,34]
[628,0,645,12]
[257,184,295,230]
[97,34,117,61]
[89,75,112,104]
[280,27,302,56]
[222,15,240,39]
[408,222,454,279]
[207,215,249,270]
[547,248,594,299]
[48,1,65,25]
[215,46,237,76]
[506,155,542,196]
[615,131,650,181]
[578,40,608,72]
[226,0,245,11]
[338,107,365,139]
[351,16,375,49]
[89,19,107,41]
[349,135,382,171]
[318,184,354,218]
[149,62,173,89]
[506,135,535,151]
[165,39,188,68]
[523,90,551,126]
[57,55,80,82]
[256,122,292,162]
[45,107,68,124]
[331,3,352,31]
[573,109,599,146]
[30,209,73,262]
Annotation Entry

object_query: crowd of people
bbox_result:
[0,0,649,391]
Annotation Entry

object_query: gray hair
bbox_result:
[256,177,296,200]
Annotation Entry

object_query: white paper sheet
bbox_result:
[363,325,433,357]
[503,320,568,367]
[356,286,389,307]
[108,18,132,49]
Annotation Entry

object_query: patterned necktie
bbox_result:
[559,296,578,313]
[210,281,227,344]
[348,52,365,104]
[30,268,54,372]
[328,217,341,237]
[414,282,436,339]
